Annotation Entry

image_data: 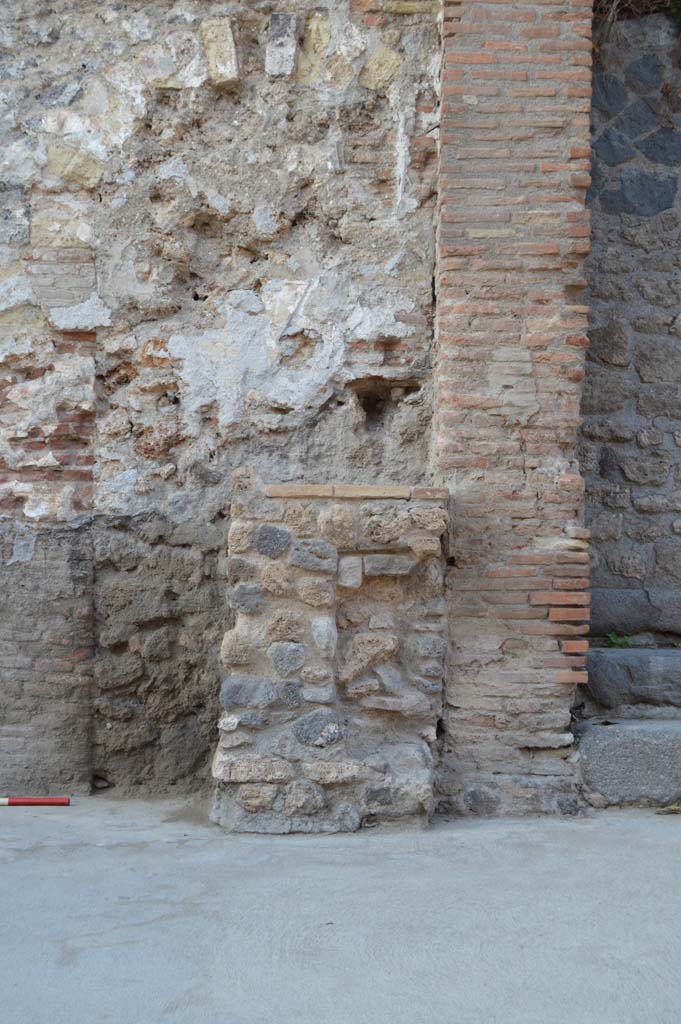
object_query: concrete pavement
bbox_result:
[1,798,680,1024]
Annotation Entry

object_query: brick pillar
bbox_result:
[435,0,592,814]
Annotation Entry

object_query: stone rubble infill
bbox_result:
[211,468,449,833]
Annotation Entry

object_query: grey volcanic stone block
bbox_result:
[601,169,678,216]
[625,55,664,94]
[592,72,629,116]
[637,127,681,166]
[254,524,291,559]
[577,719,681,805]
[594,128,635,167]
[637,383,681,419]
[620,167,677,215]
[586,649,681,708]
[590,588,681,637]
[220,676,278,709]
[289,539,337,573]
[268,641,307,678]
[231,584,265,613]
[292,709,343,747]
[616,98,659,140]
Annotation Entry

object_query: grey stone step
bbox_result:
[577,719,681,806]
[585,648,681,709]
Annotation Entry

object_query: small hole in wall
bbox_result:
[350,378,421,430]
[446,557,456,567]
[436,718,446,740]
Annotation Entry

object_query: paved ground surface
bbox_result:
[1,799,680,1024]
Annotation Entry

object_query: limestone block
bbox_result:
[303,761,374,784]
[200,18,239,86]
[296,10,330,85]
[30,195,94,249]
[359,43,401,92]
[45,143,105,189]
[261,562,291,595]
[318,505,357,548]
[359,506,410,546]
[282,503,318,536]
[360,693,433,716]
[213,755,293,783]
[407,533,442,558]
[364,554,416,577]
[266,13,298,79]
[238,784,278,812]
[295,577,334,606]
[219,730,253,749]
[228,521,253,554]
[410,506,449,533]
[338,556,362,589]
[220,631,253,666]
[267,610,306,642]
[346,676,381,700]
[300,666,333,685]
[311,615,337,658]
[339,633,399,683]
[284,779,326,815]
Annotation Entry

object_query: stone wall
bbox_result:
[211,471,449,832]
[0,522,92,795]
[582,14,681,644]
[575,15,681,798]
[1,0,441,794]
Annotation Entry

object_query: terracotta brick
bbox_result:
[265,484,333,498]
[562,640,589,654]
[529,591,590,606]
[434,0,590,807]
[333,485,410,499]
[549,607,590,622]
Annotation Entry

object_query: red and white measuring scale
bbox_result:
[0,797,70,806]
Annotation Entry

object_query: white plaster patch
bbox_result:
[0,274,34,313]
[48,293,112,329]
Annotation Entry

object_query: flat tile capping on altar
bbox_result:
[211,469,450,833]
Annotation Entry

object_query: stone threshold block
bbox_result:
[577,719,681,807]
[211,468,449,833]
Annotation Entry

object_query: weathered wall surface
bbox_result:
[0,522,92,794]
[582,15,681,644]
[1,0,441,793]
[435,0,592,815]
